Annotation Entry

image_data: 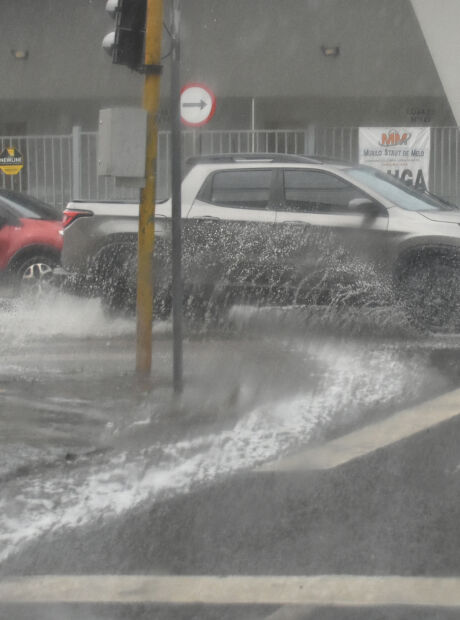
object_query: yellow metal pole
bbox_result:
[136,0,164,374]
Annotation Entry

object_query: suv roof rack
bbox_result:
[185,153,350,166]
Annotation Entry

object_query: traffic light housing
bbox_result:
[103,0,147,72]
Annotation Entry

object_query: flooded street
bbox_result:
[0,290,457,568]
[4,0,460,615]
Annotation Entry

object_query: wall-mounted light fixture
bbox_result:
[321,46,340,57]
[10,50,29,60]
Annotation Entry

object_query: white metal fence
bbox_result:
[1,126,460,207]
[0,134,73,207]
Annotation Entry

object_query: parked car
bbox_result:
[58,154,460,329]
[0,189,63,292]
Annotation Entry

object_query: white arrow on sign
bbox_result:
[180,83,216,127]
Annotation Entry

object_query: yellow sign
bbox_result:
[0,147,24,175]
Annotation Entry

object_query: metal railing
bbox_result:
[1,127,460,207]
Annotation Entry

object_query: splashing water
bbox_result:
[0,309,443,564]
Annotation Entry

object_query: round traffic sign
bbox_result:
[180,83,216,127]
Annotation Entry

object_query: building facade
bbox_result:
[0,0,456,135]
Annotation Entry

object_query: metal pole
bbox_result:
[171,0,183,393]
[71,125,82,200]
[136,0,164,375]
[251,98,255,152]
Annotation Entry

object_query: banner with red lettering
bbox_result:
[358,127,430,190]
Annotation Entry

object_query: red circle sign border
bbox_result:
[180,82,216,127]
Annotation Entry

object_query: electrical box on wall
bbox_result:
[97,107,147,187]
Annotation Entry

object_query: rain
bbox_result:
[1,1,460,619]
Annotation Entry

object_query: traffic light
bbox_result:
[102,0,147,71]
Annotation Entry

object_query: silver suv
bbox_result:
[61,154,460,329]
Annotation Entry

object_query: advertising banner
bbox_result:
[359,127,430,190]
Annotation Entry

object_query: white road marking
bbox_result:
[1,575,460,606]
[260,387,460,471]
[2,352,136,362]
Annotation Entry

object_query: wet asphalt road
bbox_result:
[3,411,460,620]
[1,290,460,619]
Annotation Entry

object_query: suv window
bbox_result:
[282,169,368,213]
[207,170,273,209]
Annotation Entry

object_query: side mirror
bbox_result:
[348,198,385,218]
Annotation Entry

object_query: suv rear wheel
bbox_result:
[97,243,137,316]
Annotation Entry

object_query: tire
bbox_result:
[96,239,175,320]
[98,243,137,317]
[12,253,58,296]
[397,255,460,332]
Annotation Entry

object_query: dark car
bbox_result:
[0,189,63,292]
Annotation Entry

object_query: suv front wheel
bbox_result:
[397,254,460,332]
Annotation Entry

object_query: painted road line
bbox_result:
[2,575,460,606]
[262,606,313,620]
[2,352,136,362]
[260,387,460,471]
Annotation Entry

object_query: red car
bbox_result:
[0,189,63,291]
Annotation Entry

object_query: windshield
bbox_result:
[347,166,459,211]
[0,190,60,220]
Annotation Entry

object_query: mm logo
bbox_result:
[379,131,411,147]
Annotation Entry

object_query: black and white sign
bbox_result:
[359,127,430,190]
[180,83,216,127]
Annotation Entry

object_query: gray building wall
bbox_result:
[411,0,460,125]
[0,0,455,134]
